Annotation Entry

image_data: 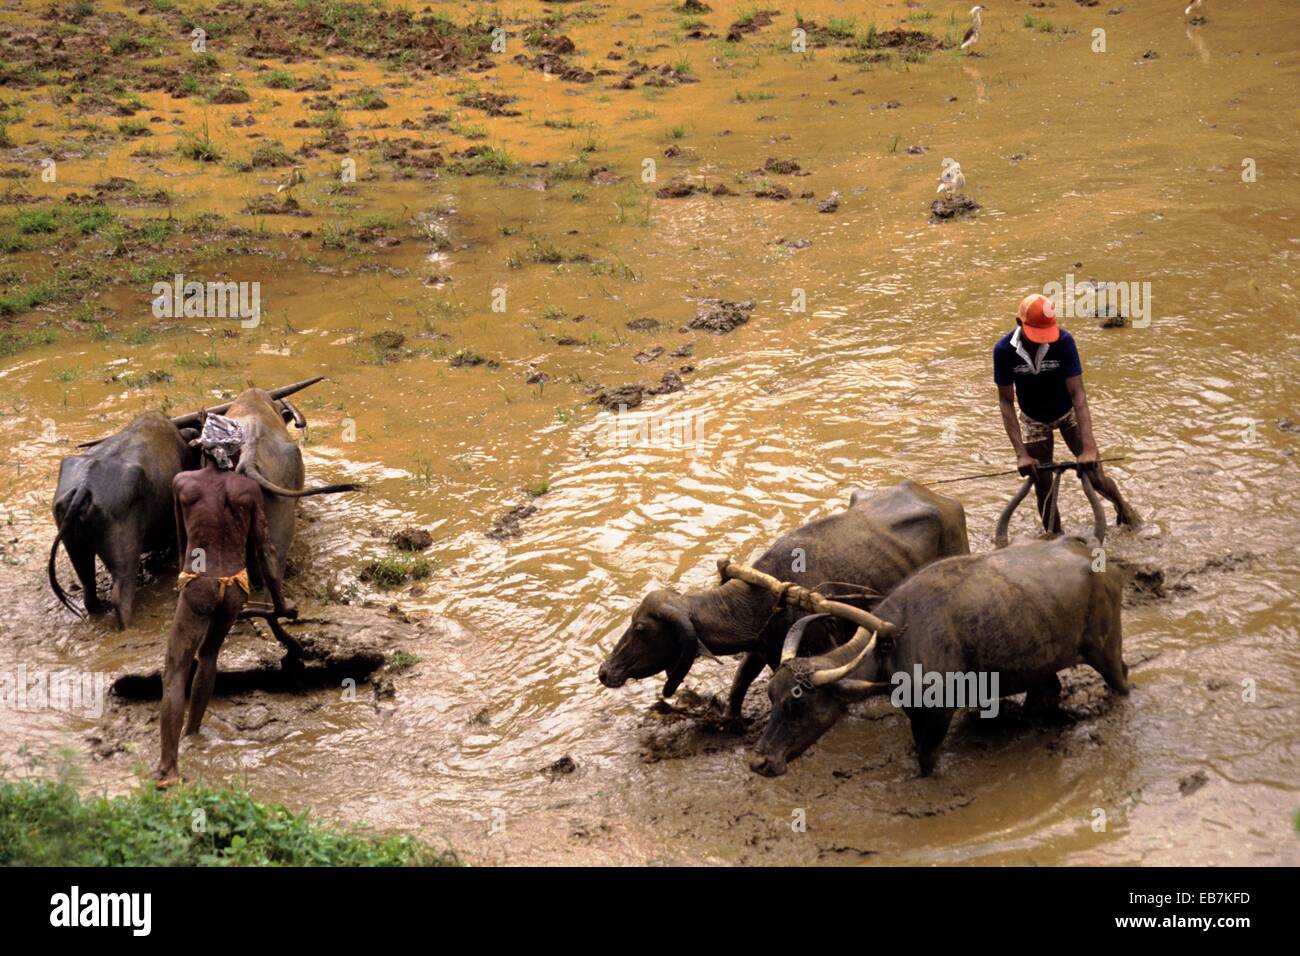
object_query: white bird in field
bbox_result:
[1185,0,1203,16]
[276,166,305,194]
[961,5,986,54]
[937,158,966,194]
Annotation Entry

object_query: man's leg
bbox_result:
[183,586,244,737]
[1060,422,1142,526]
[156,589,209,787]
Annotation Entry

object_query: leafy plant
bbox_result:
[0,778,458,866]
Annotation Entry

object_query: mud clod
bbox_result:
[391,527,433,551]
[689,298,754,334]
[486,503,539,540]
[544,755,578,780]
[929,194,981,222]
[594,383,645,410]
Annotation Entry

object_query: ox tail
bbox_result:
[242,463,362,498]
[48,485,92,618]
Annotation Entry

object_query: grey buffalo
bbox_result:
[49,413,199,629]
[222,386,360,599]
[597,481,970,717]
[749,536,1129,778]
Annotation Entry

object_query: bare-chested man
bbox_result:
[155,415,294,788]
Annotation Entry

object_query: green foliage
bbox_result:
[15,208,56,234]
[175,349,228,369]
[177,125,222,162]
[0,778,459,866]
[262,70,296,89]
[450,146,515,176]
[0,323,56,353]
[249,140,293,167]
[387,651,423,673]
[360,552,434,587]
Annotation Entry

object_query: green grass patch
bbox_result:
[175,349,228,369]
[261,70,296,90]
[0,323,56,353]
[387,651,423,673]
[14,208,56,234]
[177,129,222,163]
[359,553,434,587]
[0,777,458,866]
[450,146,515,176]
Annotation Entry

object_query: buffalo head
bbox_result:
[748,627,888,777]
[597,589,699,698]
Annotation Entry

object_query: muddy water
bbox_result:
[1,1,1298,864]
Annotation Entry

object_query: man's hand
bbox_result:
[1077,446,1099,471]
[1016,450,1039,477]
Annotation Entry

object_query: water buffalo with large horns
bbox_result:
[220,385,360,599]
[748,536,1129,778]
[49,413,200,629]
[597,481,970,717]
[50,378,328,628]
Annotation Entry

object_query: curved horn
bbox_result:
[781,613,832,663]
[658,602,698,699]
[810,631,878,687]
[832,678,891,696]
[279,398,307,430]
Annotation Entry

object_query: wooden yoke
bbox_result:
[716,558,897,635]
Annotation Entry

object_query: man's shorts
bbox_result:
[1020,408,1077,445]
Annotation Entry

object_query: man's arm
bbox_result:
[172,476,188,568]
[1066,375,1100,468]
[997,384,1039,476]
[244,484,293,616]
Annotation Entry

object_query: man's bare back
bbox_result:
[156,416,294,788]
[173,468,263,579]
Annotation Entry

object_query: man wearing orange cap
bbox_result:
[994,293,1140,531]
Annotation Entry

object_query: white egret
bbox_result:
[961,6,986,54]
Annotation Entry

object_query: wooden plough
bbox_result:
[994,461,1107,548]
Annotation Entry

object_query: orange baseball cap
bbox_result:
[1018,293,1060,344]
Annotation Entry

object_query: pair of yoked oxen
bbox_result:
[598,481,1130,777]
[48,380,356,632]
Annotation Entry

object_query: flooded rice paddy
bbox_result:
[0,0,1297,864]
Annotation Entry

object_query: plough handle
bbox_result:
[993,468,1107,547]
